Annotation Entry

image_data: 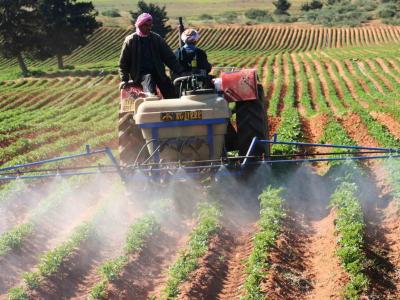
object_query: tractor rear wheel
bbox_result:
[236,84,268,157]
[118,112,146,166]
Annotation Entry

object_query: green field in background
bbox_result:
[92,0,304,27]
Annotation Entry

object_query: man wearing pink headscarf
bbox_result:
[119,13,184,98]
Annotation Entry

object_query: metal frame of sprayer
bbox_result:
[1,136,400,182]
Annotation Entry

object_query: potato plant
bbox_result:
[242,186,285,300]
[89,215,159,299]
[162,203,221,299]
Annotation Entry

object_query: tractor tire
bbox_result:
[118,112,146,166]
[224,121,238,152]
[236,84,268,157]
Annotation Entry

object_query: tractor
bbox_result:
[118,69,268,171]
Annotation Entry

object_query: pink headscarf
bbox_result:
[181,29,200,44]
[135,13,153,37]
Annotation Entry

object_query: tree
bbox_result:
[130,1,171,38]
[0,0,41,75]
[301,0,323,11]
[33,0,101,69]
[273,0,292,15]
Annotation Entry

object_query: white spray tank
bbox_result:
[134,91,229,162]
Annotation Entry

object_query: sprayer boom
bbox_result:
[0,137,399,183]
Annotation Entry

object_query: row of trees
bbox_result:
[0,0,101,74]
[219,0,398,25]
[300,0,400,27]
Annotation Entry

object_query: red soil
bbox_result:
[356,61,385,94]
[387,58,400,74]
[370,111,400,139]
[217,226,255,300]
[362,182,400,299]
[106,220,191,300]
[30,197,140,299]
[323,62,347,107]
[306,55,336,114]
[263,211,313,299]
[339,111,400,298]
[304,209,348,300]
[179,229,235,299]
[0,137,15,149]
[266,81,275,107]
[366,59,394,90]
[0,181,107,296]
[277,55,289,117]
[375,58,400,84]
[340,112,378,147]
[344,60,370,94]
[264,167,348,299]
[268,116,281,139]
[291,54,307,116]
[302,114,329,144]
[333,59,356,96]
[0,180,49,234]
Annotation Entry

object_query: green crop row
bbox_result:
[292,53,315,117]
[309,53,347,114]
[161,202,221,299]
[1,27,399,80]
[329,182,368,299]
[0,77,92,112]
[1,123,115,168]
[0,178,27,204]
[321,43,400,61]
[267,54,282,117]
[0,223,32,256]
[0,129,115,205]
[89,215,160,300]
[5,221,93,300]
[6,181,122,298]
[384,159,400,209]
[271,54,303,155]
[320,56,400,209]
[344,59,400,121]
[23,223,92,289]
[0,175,90,257]
[299,53,330,114]
[0,79,116,133]
[319,118,357,163]
[263,52,276,104]
[325,59,399,150]
[242,186,285,300]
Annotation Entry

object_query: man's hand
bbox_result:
[119,81,128,90]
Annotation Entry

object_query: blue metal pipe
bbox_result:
[1,136,400,182]
[242,137,257,166]
[104,147,124,181]
[1,153,399,182]
[0,145,125,181]
[0,146,109,173]
[123,153,400,173]
[259,154,400,165]
[0,170,119,181]
[259,139,400,153]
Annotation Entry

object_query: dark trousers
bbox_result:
[140,73,177,99]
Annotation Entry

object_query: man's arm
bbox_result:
[198,49,212,74]
[119,37,132,83]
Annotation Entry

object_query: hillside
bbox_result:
[91,0,305,26]
[1,24,400,80]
